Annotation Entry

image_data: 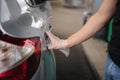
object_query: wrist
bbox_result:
[63,39,69,48]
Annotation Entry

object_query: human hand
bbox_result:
[45,31,67,50]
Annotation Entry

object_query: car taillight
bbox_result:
[0,30,41,80]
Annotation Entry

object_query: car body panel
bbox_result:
[31,50,56,80]
[0,0,56,80]
[44,50,56,80]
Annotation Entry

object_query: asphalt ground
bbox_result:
[54,45,99,80]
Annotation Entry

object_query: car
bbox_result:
[0,0,56,80]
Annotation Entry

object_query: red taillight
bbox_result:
[0,30,41,80]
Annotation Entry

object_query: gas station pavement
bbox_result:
[82,38,107,80]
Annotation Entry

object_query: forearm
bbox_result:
[64,0,117,48]
[66,12,113,48]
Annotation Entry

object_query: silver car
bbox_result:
[0,0,56,80]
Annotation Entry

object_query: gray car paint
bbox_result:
[0,0,56,80]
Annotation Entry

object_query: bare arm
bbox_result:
[66,0,117,48]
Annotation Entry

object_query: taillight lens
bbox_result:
[0,30,41,80]
[0,39,34,73]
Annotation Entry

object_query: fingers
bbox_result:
[47,44,54,50]
[45,31,64,50]
[45,31,54,40]
[45,31,55,49]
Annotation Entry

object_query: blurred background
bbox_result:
[48,0,109,80]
